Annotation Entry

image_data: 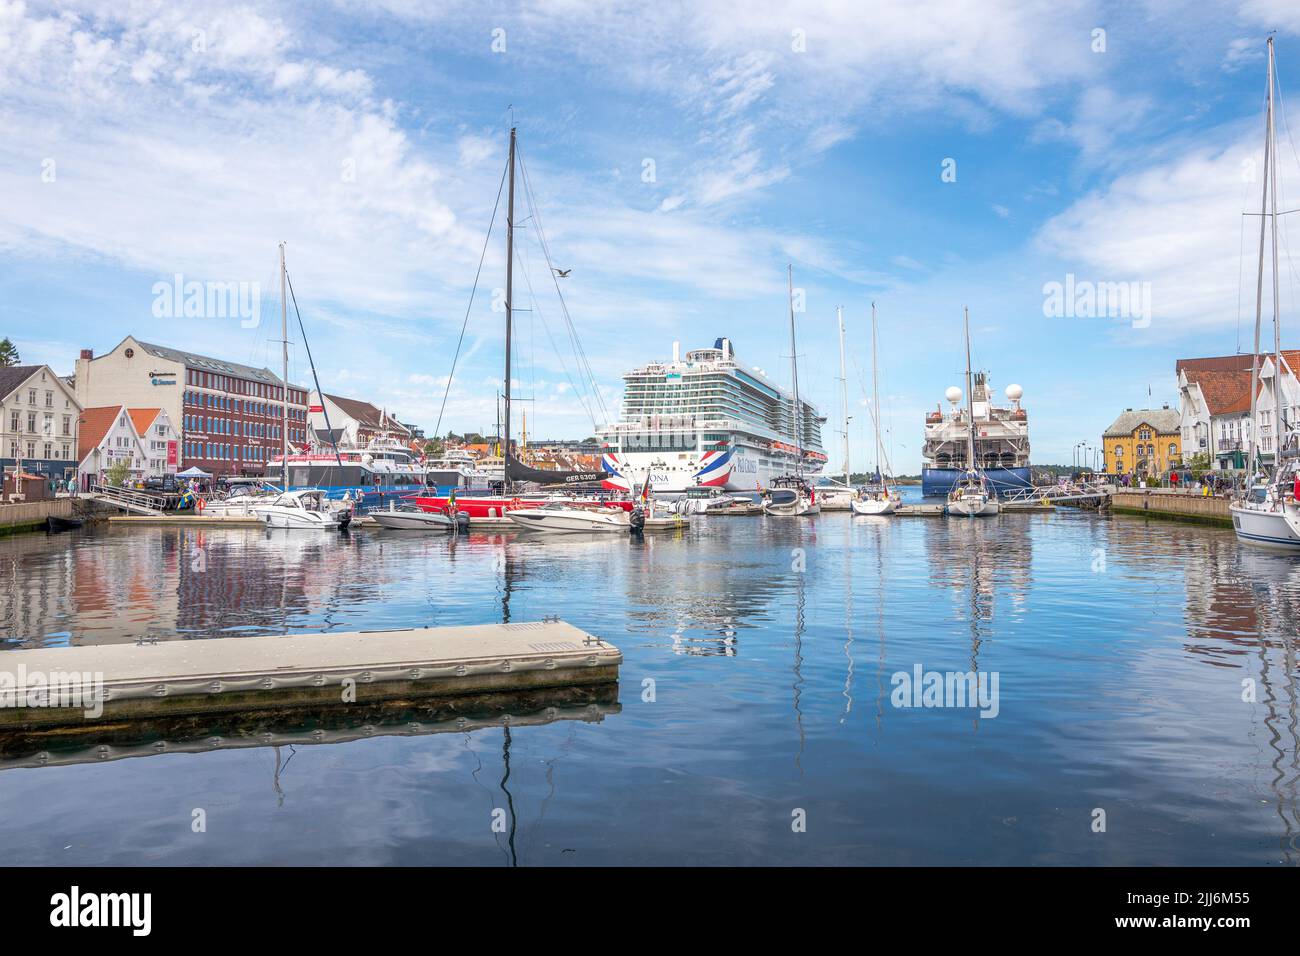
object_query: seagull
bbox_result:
[554,268,571,278]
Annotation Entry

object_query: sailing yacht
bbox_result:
[1230,38,1300,550]
[763,265,821,517]
[414,126,621,520]
[852,302,901,516]
[944,308,999,517]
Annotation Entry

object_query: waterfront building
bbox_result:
[74,336,309,478]
[77,405,152,488]
[129,408,181,477]
[308,392,411,448]
[1102,407,1181,477]
[0,364,82,480]
[1176,352,1300,470]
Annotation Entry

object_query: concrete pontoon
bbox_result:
[0,621,621,729]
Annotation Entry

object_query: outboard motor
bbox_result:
[454,510,470,533]
[629,506,646,534]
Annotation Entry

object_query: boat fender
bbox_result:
[196,497,205,513]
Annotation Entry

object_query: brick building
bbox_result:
[75,336,308,477]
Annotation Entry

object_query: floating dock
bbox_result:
[107,514,266,527]
[0,621,621,730]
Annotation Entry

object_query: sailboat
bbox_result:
[1230,37,1300,549]
[415,127,627,520]
[944,307,1000,517]
[852,303,900,516]
[818,306,859,511]
[763,265,821,517]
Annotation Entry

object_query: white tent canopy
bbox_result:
[177,466,212,478]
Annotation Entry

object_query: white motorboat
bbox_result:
[762,481,821,516]
[505,501,631,533]
[252,489,345,530]
[370,500,458,531]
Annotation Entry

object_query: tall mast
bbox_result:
[837,305,850,486]
[964,306,975,473]
[1268,37,1284,463]
[504,126,517,487]
[279,241,288,486]
[788,264,802,477]
[872,302,884,488]
[1247,39,1273,478]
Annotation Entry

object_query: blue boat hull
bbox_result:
[921,466,1032,497]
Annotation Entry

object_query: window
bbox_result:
[1168,443,1177,457]
[62,416,70,436]
[27,412,35,432]
[45,391,52,407]
[28,389,35,404]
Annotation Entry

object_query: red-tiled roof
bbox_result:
[127,408,161,435]
[78,406,124,458]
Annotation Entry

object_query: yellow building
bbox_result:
[1102,407,1181,477]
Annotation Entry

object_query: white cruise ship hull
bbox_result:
[1230,502,1300,550]
[602,444,823,494]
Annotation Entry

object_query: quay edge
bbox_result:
[1109,489,1233,527]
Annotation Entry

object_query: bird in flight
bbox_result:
[554,268,571,278]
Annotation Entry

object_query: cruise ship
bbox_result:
[598,338,827,493]
[921,374,1031,496]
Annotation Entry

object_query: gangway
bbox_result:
[998,481,1111,507]
[81,484,168,516]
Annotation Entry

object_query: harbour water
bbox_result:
[1,506,1297,866]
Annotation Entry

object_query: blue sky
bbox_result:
[3,0,1300,472]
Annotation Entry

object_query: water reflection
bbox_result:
[1,514,1299,864]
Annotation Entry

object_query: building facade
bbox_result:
[1102,407,1182,477]
[75,336,308,478]
[308,392,411,448]
[77,406,152,488]
[1177,352,1300,470]
[0,365,82,480]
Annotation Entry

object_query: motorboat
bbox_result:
[252,489,347,530]
[371,500,463,531]
[505,501,632,533]
[945,470,1000,517]
[762,478,821,517]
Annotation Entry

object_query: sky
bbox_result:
[4,0,1300,473]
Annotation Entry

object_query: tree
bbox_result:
[423,439,444,457]
[1186,451,1212,479]
[0,338,19,367]
[106,460,130,487]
